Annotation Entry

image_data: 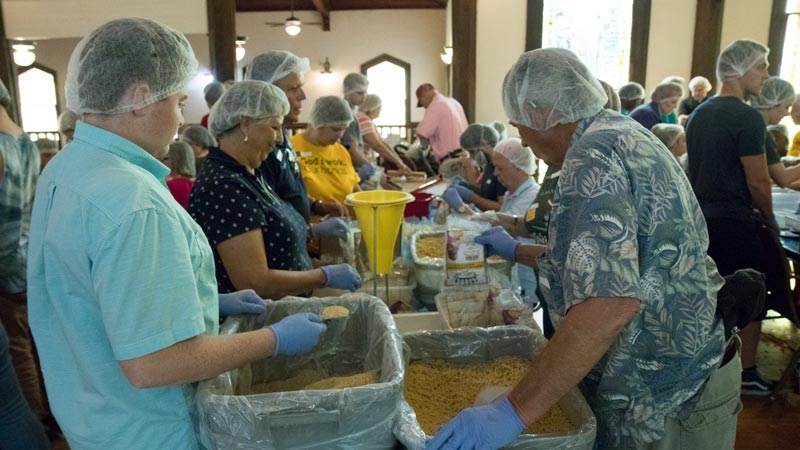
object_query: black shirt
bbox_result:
[479,161,507,202]
[687,96,766,219]
[258,128,310,221]
[678,95,710,117]
[189,147,312,293]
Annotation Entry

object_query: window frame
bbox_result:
[17,62,61,133]
[360,53,411,128]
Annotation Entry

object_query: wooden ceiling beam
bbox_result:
[311,0,331,31]
[235,0,446,12]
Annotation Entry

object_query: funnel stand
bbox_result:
[372,205,378,297]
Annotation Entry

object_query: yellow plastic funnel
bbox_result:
[345,190,413,275]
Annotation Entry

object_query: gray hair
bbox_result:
[180,124,217,149]
[651,82,684,103]
[166,141,196,177]
[688,76,712,91]
[651,124,685,148]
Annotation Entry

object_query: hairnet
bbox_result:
[661,76,685,86]
[361,94,382,114]
[651,83,684,102]
[598,79,621,112]
[491,121,508,140]
[651,124,685,148]
[208,80,289,137]
[502,48,607,131]
[768,123,790,141]
[245,50,310,84]
[460,123,500,152]
[716,39,769,82]
[65,18,197,114]
[58,110,80,132]
[343,73,369,95]
[0,79,10,110]
[36,138,58,153]
[181,124,217,149]
[203,81,225,105]
[618,82,645,100]
[750,77,795,110]
[494,137,535,175]
[689,76,712,91]
[310,96,354,129]
[166,141,196,177]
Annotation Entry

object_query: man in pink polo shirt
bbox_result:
[415,83,469,162]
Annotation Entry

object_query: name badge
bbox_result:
[525,204,538,222]
[299,151,313,157]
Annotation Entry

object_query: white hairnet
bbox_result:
[651,83,684,102]
[58,110,80,132]
[361,94,382,114]
[245,51,310,84]
[502,48,607,131]
[661,76,685,86]
[208,80,289,137]
[491,121,508,140]
[343,73,369,95]
[716,39,769,82]
[181,124,217,149]
[203,81,226,105]
[689,76,712,91]
[768,123,790,140]
[66,18,197,114]
[0,79,10,110]
[460,123,500,152]
[494,137,535,175]
[750,77,795,110]
[310,96,353,129]
[618,82,645,100]
[651,124,685,148]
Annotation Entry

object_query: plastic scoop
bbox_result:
[473,385,512,407]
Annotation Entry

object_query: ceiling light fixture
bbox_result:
[285,0,302,36]
[440,46,453,65]
[13,43,36,67]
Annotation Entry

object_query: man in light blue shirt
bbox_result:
[27,18,326,450]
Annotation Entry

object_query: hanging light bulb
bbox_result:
[440,46,453,65]
[235,36,247,62]
[13,43,36,67]
[285,17,301,36]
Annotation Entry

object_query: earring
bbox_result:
[243,134,249,142]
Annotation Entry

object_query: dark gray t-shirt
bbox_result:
[687,96,766,219]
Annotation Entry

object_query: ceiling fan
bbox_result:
[264,0,323,36]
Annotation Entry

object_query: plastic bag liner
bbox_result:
[395,326,596,450]
[197,295,404,450]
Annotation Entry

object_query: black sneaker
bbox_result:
[741,366,774,396]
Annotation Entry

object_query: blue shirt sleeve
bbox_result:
[552,144,642,310]
[91,209,208,360]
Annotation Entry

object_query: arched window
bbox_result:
[17,63,60,142]
[361,54,411,139]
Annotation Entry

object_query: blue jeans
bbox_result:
[0,321,49,450]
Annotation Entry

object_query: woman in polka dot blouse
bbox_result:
[189,81,361,299]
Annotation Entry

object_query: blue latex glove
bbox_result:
[449,175,472,189]
[453,184,474,202]
[321,264,362,291]
[442,187,467,211]
[357,163,376,180]
[474,226,520,262]
[424,397,525,450]
[218,289,267,317]
[310,217,348,240]
[266,312,327,356]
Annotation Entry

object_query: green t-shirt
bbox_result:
[523,165,561,244]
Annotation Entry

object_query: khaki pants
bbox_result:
[608,352,742,450]
[0,292,50,419]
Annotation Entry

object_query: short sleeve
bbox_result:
[415,104,440,138]
[190,176,266,246]
[91,209,207,360]
[358,113,376,136]
[765,131,782,165]
[553,144,642,310]
[736,111,767,157]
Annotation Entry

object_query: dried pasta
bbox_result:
[321,305,349,319]
[416,236,445,259]
[405,357,573,436]
[246,369,380,394]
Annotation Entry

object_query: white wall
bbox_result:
[644,0,697,94]
[475,0,527,126]
[235,9,447,123]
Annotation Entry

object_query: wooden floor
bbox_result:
[48,318,800,450]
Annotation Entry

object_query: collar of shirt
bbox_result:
[206,146,271,190]
[73,121,170,183]
[506,177,535,202]
[567,112,602,150]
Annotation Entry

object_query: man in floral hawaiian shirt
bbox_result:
[425,48,738,450]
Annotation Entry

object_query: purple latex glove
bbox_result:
[266,312,327,356]
[424,397,525,450]
[474,226,520,262]
[310,217,348,240]
[321,264,362,291]
[218,289,266,317]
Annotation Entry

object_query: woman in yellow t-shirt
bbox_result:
[292,96,361,203]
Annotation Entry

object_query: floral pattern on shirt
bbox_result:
[538,110,726,448]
